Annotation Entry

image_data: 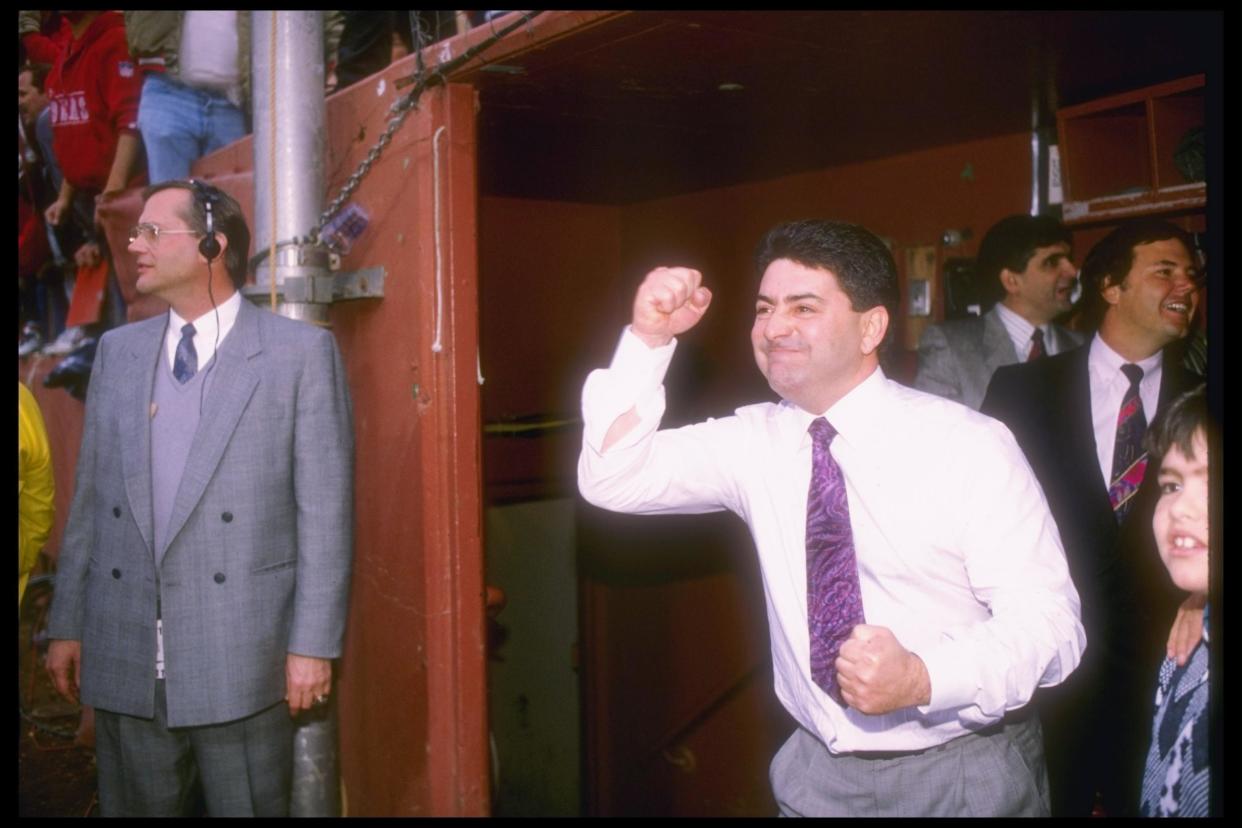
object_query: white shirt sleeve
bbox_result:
[913,418,1085,722]
[578,327,742,517]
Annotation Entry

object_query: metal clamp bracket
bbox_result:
[244,266,386,304]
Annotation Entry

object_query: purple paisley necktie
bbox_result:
[806,417,865,705]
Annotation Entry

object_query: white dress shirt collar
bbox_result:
[781,365,887,450]
[994,301,1048,360]
[165,290,243,373]
[1087,333,1163,485]
[1088,332,1163,390]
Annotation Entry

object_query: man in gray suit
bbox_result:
[915,214,1082,409]
[45,180,354,816]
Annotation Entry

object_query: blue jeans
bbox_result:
[138,73,247,185]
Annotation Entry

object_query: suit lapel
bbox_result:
[981,306,1019,374]
[1065,346,1110,497]
[121,322,164,556]
[1049,323,1081,355]
[159,301,263,565]
[1157,343,1198,410]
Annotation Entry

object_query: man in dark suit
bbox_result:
[915,214,1082,409]
[981,217,1204,817]
[45,180,354,816]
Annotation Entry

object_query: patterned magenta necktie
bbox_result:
[1027,328,1047,361]
[1107,363,1147,522]
[806,417,865,705]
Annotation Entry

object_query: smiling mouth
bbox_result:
[1163,299,1192,315]
[1169,534,1206,554]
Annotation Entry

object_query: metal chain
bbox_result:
[306,11,543,250]
[313,88,424,244]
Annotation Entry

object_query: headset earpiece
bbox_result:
[200,231,221,262]
[192,179,222,262]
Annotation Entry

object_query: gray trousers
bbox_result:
[771,713,1050,817]
[95,680,293,817]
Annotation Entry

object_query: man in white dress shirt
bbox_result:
[578,219,1084,817]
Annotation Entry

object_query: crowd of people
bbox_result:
[16,10,466,386]
[579,214,1212,817]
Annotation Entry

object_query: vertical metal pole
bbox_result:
[250,10,333,325]
[251,10,341,817]
[1028,23,1059,218]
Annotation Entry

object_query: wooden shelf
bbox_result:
[1057,74,1205,226]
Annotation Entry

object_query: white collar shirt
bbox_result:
[995,301,1058,361]
[1087,334,1163,487]
[164,290,242,375]
[579,327,1083,753]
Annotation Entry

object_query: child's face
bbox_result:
[1152,428,1209,595]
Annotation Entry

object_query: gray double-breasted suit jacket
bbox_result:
[913,304,1083,410]
[47,298,354,728]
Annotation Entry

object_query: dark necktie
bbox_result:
[173,322,198,384]
[806,417,865,705]
[1107,363,1147,522]
[1027,328,1047,361]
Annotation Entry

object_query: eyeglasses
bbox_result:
[127,222,201,246]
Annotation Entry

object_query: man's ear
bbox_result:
[1100,275,1123,308]
[859,306,889,356]
[1000,268,1022,296]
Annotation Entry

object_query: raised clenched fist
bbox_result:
[631,266,713,348]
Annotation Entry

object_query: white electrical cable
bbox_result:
[431,124,447,353]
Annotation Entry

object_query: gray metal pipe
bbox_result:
[250,11,341,817]
[249,10,332,325]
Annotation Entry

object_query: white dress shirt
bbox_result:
[995,301,1059,361]
[579,327,1084,753]
[164,289,242,375]
[1087,334,1163,487]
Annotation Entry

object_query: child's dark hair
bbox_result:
[1144,384,1208,461]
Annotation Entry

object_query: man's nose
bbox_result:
[1171,270,1198,291]
[764,310,793,338]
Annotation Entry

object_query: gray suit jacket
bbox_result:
[48,299,354,728]
[914,305,1083,410]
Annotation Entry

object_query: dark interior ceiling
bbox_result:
[463,10,1221,205]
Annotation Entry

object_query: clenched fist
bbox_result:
[835,624,931,715]
[631,266,713,349]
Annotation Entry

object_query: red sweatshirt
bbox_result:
[20,14,72,65]
[44,12,142,193]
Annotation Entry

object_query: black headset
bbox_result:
[191,179,222,262]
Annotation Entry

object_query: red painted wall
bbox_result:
[478,130,1034,490]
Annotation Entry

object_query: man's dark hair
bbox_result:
[1145,383,1209,462]
[754,219,899,340]
[142,179,251,289]
[975,214,1072,307]
[19,62,52,91]
[1075,218,1197,332]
